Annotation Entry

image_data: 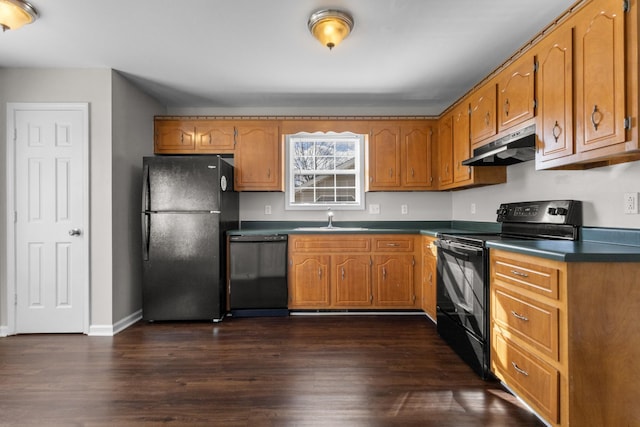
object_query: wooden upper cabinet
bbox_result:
[452,103,472,183]
[536,25,575,165]
[401,124,435,190]
[194,121,235,153]
[574,0,626,154]
[154,120,196,153]
[498,54,536,132]
[368,124,402,190]
[234,122,282,191]
[437,113,454,186]
[469,82,497,146]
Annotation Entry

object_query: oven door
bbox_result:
[435,239,486,340]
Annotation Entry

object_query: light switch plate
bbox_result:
[369,204,380,214]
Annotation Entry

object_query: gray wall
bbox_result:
[111,71,163,325]
[0,68,163,333]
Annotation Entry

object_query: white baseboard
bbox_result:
[0,325,8,337]
[88,309,142,336]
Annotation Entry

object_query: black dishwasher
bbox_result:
[228,234,289,317]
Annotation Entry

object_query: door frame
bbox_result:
[5,103,90,335]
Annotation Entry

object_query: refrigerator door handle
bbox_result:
[142,164,150,212]
[142,213,150,261]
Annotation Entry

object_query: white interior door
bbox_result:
[7,103,89,334]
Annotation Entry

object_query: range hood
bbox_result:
[462,124,536,166]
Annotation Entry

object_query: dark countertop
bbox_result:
[486,239,640,262]
[227,222,640,263]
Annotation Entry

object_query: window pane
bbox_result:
[315,157,335,170]
[336,175,355,187]
[294,189,316,203]
[316,189,336,202]
[315,174,336,188]
[336,188,356,201]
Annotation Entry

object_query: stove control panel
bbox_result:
[496,200,582,225]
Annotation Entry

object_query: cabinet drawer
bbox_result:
[372,236,414,252]
[492,333,559,424]
[290,236,371,252]
[492,256,559,299]
[493,286,559,360]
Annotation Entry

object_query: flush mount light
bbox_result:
[308,9,354,50]
[0,0,38,31]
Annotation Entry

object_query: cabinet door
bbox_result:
[368,125,401,190]
[195,121,235,153]
[470,83,497,146]
[373,255,416,307]
[154,120,195,154]
[453,104,472,183]
[437,114,454,186]
[422,237,437,320]
[288,254,331,307]
[536,26,574,163]
[401,125,434,189]
[333,255,372,306]
[498,54,536,132]
[234,123,282,191]
[574,0,626,153]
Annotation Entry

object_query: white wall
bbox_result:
[239,191,452,222]
[111,71,164,324]
[452,159,640,229]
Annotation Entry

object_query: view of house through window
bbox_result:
[286,132,365,210]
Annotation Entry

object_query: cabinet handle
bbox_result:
[267,168,271,178]
[511,362,529,376]
[504,98,510,117]
[389,168,393,178]
[208,134,212,145]
[428,272,433,283]
[552,121,561,142]
[318,268,322,279]
[510,269,529,278]
[180,133,184,144]
[382,267,387,279]
[510,310,529,321]
[485,111,491,126]
[386,243,400,247]
[411,167,415,177]
[591,105,603,131]
[341,267,345,280]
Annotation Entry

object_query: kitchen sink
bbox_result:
[293,226,369,232]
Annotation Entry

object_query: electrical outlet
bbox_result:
[264,205,272,215]
[624,193,638,214]
[401,204,408,215]
[471,203,476,214]
[369,204,380,214]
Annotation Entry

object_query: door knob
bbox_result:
[68,228,82,236]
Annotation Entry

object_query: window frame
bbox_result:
[285,131,366,211]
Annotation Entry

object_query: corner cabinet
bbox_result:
[437,103,506,190]
[288,234,420,310]
[490,249,640,427]
[234,122,283,191]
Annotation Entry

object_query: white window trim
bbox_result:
[285,131,366,211]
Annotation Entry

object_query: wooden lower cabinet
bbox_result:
[288,234,419,310]
[421,236,437,321]
[490,249,640,426]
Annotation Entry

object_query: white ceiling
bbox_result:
[1,0,576,115]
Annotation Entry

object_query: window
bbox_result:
[286,132,365,210]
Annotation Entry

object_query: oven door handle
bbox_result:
[434,239,484,257]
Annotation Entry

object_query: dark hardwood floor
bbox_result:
[0,315,544,426]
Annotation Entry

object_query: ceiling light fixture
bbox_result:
[0,0,38,31]
[308,9,354,50]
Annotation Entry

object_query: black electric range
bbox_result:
[434,200,582,379]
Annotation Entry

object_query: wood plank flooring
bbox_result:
[0,315,544,426]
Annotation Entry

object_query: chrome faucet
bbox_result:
[327,208,334,228]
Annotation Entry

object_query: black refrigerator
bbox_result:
[141,155,239,322]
